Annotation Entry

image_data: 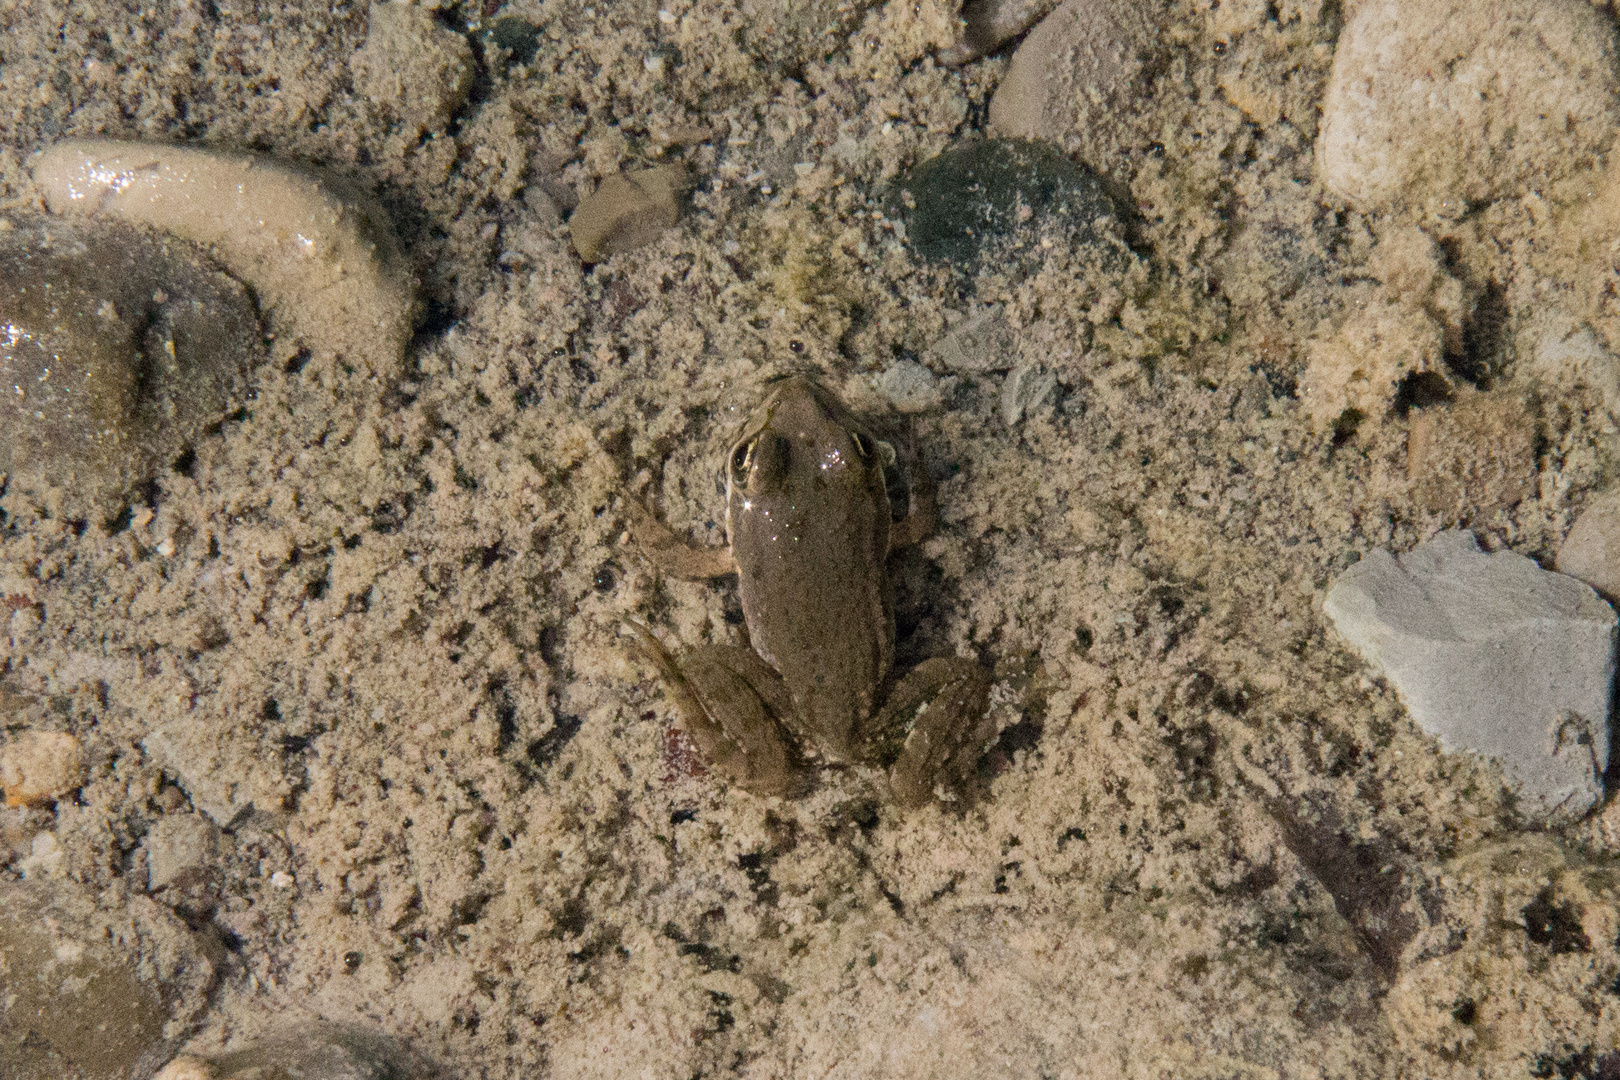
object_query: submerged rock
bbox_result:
[0,879,215,1080]
[0,215,262,510]
[33,139,419,377]
[939,0,1062,65]
[1324,530,1615,822]
[892,138,1121,268]
[352,3,475,134]
[986,0,1166,175]
[1317,0,1618,219]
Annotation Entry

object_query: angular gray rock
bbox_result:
[1324,530,1616,821]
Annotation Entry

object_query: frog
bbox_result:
[623,375,995,806]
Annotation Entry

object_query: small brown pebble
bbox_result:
[1,730,84,807]
[568,165,688,262]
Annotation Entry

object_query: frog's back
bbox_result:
[727,379,894,761]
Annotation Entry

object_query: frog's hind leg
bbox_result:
[876,657,994,807]
[623,622,809,798]
[624,497,736,580]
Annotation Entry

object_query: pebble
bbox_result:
[0,215,262,509]
[986,0,1162,173]
[892,138,1121,267]
[1,729,84,807]
[874,360,943,413]
[1558,490,1620,601]
[352,3,475,133]
[33,139,420,376]
[0,879,215,1080]
[145,812,220,893]
[1316,0,1619,219]
[1000,363,1057,426]
[569,164,689,262]
[481,15,541,72]
[927,305,1018,373]
[1324,530,1616,822]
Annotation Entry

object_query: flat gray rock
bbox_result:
[1324,530,1616,821]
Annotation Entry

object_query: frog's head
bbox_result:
[725,377,894,509]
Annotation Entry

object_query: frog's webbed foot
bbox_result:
[623,621,810,798]
[624,497,736,580]
[871,657,994,807]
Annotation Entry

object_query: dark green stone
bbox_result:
[893,138,1120,266]
[483,16,540,68]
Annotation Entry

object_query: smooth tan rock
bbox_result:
[1558,489,1620,601]
[34,139,420,376]
[1,730,84,807]
[568,165,688,262]
[987,0,1165,174]
[1317,0,1618,219]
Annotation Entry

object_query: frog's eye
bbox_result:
[730,438,756,484]
[850,431,875,460]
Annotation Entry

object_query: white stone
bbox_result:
[145,813,219,892]
[1324,530,1615,821]
[875,360,943,413]
[1001,363,1057,426]
[1317,0,1618,219]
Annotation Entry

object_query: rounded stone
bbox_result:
[0,880,215,1080]
[892,138,1121,267]
[1317,0,1619,218]
[0,215,263,510]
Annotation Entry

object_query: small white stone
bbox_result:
[1325,530,1616,821]
[875,360,943,413]
[1000,363,1057,426]
[270,871,295,889]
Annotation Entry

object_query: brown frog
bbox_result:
[625,376,994,805]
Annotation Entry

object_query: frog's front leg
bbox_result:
[624,622,810,798]
[624,497,736,580]
[865,657,994,807]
